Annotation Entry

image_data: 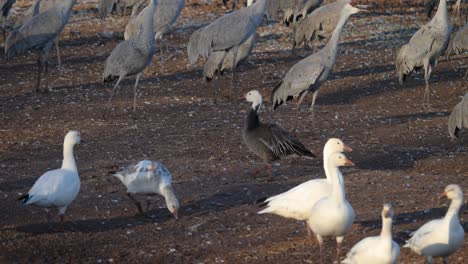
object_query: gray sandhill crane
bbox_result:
[188,0,267,100]
[103,0,158,112]
[293,0,352,51]
[1,0,15,42]
[124,0,184,69]
[448,93,468,139]
[271,3,363,126]
[446,23,468,78]
[117,0,146,17]
[5,0,76,92]
[264,0,323,27]
[14,0,63,67]
[396,0,451,108]
[98,0,117,19]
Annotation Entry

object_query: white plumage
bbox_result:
[114,160,180,219]
[404,184,464,264]
[19,130,82,226]
[341,204,400,264]
[257,138,352,239]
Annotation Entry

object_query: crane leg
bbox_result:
[309,89,319,127]
[107,75,124,109]
[159,39,165,72]
[464,69,468,80]
[230,46,239,103]
[212,77,219,105]
[36,51,44,93]
[133,73,141,112]
[55,38,61,69]
[43,44,53,92]
[292,90,309,132]
[423,62,432,109]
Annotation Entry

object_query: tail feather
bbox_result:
[255,197,268,208]
[271,80,284,110]
[18,194,30,205]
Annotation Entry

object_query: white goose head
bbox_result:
[64,130,81,146]
[324,138,353,154]
[245,90,263,112]
[439,184,463,201]
[382,203,394,219]
[164,186,180,220]
[328,152,355,168]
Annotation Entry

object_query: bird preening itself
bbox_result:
[242,90,316,179]
[448,93,468,139]
[5,0,76,92]
[271,2,364,127]
[396,0,451,109]
[113,160,180,220]
[403,184,464,264]
[103,0,158,112]
[18,131,82,229]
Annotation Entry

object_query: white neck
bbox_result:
[326,162,346,202]
[251,100,262,112]
[61,141,77,171]
[323,147,333,181]
[380,216,393,249]
[444,197,462,222]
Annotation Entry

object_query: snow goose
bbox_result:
[308,152,355,264]
[257,138,352,239]
[18,130,82,227]
[114,160,180,219]
[341,203,400,264]
[448,93,468,140]
[243,90,316,179]
[404,184,464,264]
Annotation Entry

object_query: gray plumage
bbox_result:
[448,93,468,139]
[396,0,451,107]
[5,0,76,92]
[1,0,15,41]
[264,0,323,26]
[98,0,117,19]
[271,3,361,124]
[446,23,468,57]
[103,0,158,111]
[116,0,147,17]
[293,0,349,50]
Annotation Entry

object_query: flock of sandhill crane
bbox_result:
[1,0,467,263]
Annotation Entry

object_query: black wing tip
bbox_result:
[255,197,268,207]
[18,194,30,205]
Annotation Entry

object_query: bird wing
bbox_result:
[26,169,80,206]
[272,56,325,108]
[405,23,450,66]
[404,219,443,249]
[448,94,468,139]
[257,123,314,158]
[153,0,184,36]
[342,236,380,263]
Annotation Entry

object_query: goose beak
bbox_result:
[343,144,353,152]
[383,209,391,218]
[344,158,355,167]
[438,192,447,200]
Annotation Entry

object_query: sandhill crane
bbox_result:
[265,0,323,27]
[117,0,146,17]
[293,0,352,51]
[103,0,158,112]
[271,3,363,127]
[448,93,468,139]
[5,0,76,92]
[1,0,15,42]
[396,0,451,108]
[98,0,118,19]
[124,0,184,69]
[14,0,63,67]
[187,0,267,100]
[446,23,468,78]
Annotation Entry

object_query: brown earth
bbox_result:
[0,1,467,263]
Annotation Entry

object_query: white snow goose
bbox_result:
[243,90,316,179]
[257,138,352,240]
[404,184,464,264]
[114,160,180,219]
[308,152,355,264]
[18,130,82,228]
[341,203,400,264]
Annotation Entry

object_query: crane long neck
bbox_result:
[324,10,351,59]
[138,0,157,48]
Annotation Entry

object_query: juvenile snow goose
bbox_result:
[243,90,316,179]
[448,93,468,140]
[18,131,82,227]
[257,138,352,240]
[114,160,180,219]
[404,184,464,264]
[308,152,355,264]
[341,203,400,264]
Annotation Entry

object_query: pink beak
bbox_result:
[343,144,353,152]
[344,158,355,167]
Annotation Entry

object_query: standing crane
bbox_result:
[14,0,63,67]
[187,0,267,100]
[124,0,185,69]
[265,0,323,27]
[103,0,158,112]
[1,0,15,42]
[5,0,76,92]
[98,0,118,19]
[396,0,451,108]
[271,3,364,127]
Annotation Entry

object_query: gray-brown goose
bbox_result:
[243,90,316,179]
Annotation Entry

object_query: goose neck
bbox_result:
[328,164,346,202]
[62,141,77,171]
[380,217,393,242]
[444,197,462,221]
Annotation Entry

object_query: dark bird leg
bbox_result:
[145,196,151,212]
[45,209,52,229]
[59,213,65,231]
[292,90,309,131]
[107,75,124,109]
[159,37,165,72]
[133,73,141,111]
[230,46,239,103]
[464,69,468,80]
[443,256,448,264]
[305,221,312,241]
[309,89,320,127]
[252,163,271,178]
[423,62,432,110]
[127,192,144,214]
[316,234,324,264]
[36,50,44,92]
[212,76,219,104]
[55,38,61,68]
[266,163,272,179]
[43,42,53,92]
[336,238,343,263]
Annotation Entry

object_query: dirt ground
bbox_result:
[0,0,467,263]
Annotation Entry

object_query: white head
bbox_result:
[245,90,263,111]
[163,185,180,220]
[64,130,81,146]
[247,0,254,6]
[328,152,354,168]
[324,138,353,155]
[439,184,463,201]
[382,203,394,219]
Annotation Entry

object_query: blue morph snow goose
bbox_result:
[404,184,464,264]
[243,90,316,179]
[18,131,82,227]
[114,160,180,219]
